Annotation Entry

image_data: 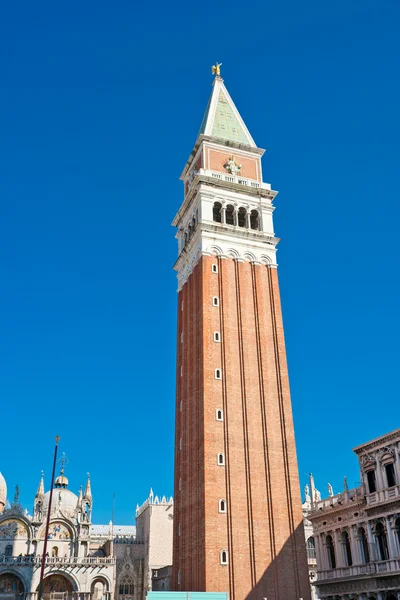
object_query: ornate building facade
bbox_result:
[308,429,400,600]
[0,468,173,600]
[303,476,321,600]
[172,67,310,600]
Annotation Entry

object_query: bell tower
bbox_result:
[172,67,311,600]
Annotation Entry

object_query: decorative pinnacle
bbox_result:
[211,62,222,78]
[59,452,69,475]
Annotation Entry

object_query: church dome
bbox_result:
[55,474,69,488]
[44,488,78,518]
[0,472,6,507]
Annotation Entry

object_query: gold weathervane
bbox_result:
[211,62,222,77]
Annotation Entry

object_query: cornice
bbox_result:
[353,429,400,454]
[308,498,365,523]
[365,497,400,515]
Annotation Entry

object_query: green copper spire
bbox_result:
[198,76,256,147]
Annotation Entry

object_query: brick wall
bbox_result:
[173,256,310,600]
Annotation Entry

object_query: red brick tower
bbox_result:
[172,68,310,600]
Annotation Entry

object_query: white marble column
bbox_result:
[375,463,384,491]
[386,516,396,558]
[349,526,359,565]
[220,205,226,224]
[233,206,238,226]
[245,210,251,229]
[335,530,345,567]
[366,521,376,561]
[315,534,324,570]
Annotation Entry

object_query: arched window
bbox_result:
[225,204,235,225]
[5,545,12,557]
[306,536,316,560]
[52,546,58,557]
[326,534,336,569]
[213,202,222,223]
[119,576,134,597]
[212,264,218,273]
[212,296,219,306]
[216,409,223,421]
[217,452,225,466]
[358,527,370,563]
[215,368,222,380]
[250,210,259,230]
[220,550,228,565]
[376,522,389,560]
[342,531,352,566]
[219,499,227,513]
[214,332,220,342]
[238,207,246,228]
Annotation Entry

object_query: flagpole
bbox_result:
[37,436,60,600]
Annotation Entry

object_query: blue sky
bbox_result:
[0,0,399,524]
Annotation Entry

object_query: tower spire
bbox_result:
[83,473,92,499]
[197,71,256,147]
[77,485,83,509]
[36,471,45,497]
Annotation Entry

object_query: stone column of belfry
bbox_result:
[172,69,311,600]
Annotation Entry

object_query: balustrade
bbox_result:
[366,484,400,506]
[317,558,400,581]
[0,556,115,567]
[187,169,271,191]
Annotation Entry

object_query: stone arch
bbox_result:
[39,571,79,593]
[243,252,256,262]
[207,245,223,256]
[118,573,135,599]
[225,248,239,259]
[91,576,110,600]
[0,571,27,593]
[39,519,75,542]
[259,255,272,265]
[374,521,389,560]
[91,576,111,592]
[0,517,31,540]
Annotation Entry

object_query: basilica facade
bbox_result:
[0,467,173,600]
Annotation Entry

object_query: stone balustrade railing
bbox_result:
[202,169,271,191]
[317,558,400,581]
[0,556,115,567]
[311,486,364,512]
[366,484,400,506]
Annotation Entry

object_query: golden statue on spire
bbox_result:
[211,62,222,77]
